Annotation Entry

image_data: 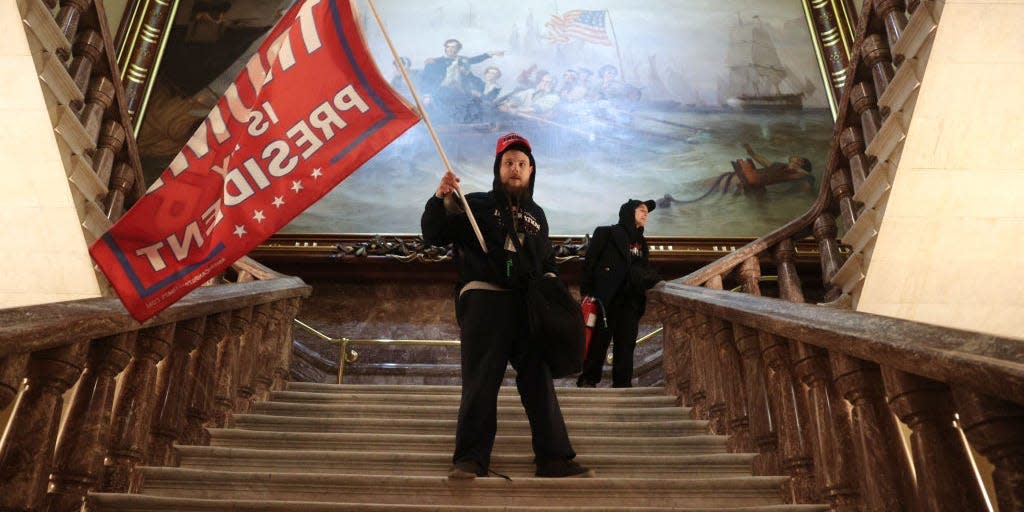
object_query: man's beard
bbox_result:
[502,180,531,201]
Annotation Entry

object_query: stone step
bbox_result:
[132,467,792,508]
[269,390,680,407]
[89,493,830,512]
[286,382,669,397]
[175,446,755,478]
[207,429,729,455]
[232,413,709,437]
[251,402,687,422]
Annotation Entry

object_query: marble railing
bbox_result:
[0,258,311,511]
[652,280,1023,511]
[648,1,1024,511]
[833,0,944,303]
[18,0,146,244]
[672,0,941,304]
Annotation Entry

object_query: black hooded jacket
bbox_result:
[580,200,658,313]
[421,145,556,291]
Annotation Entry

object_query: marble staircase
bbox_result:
[88,384,827,511]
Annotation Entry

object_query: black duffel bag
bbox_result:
[501,208,585,378]
[525,275,586,378]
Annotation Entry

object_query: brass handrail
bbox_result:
[294,318,664,383]
[730,275,778,292]
[293,319,460,383]
[606,326,664,364]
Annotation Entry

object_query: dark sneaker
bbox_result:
[576,378,597,388]
[448,460,486,479]
[535,459,595,478]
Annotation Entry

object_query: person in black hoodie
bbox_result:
[577,199,661,388]
[422,132,594,480]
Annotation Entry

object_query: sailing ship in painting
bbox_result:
[721,15,815,112]
[378,8,827,155]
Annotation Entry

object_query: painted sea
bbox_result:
[283,107,834,237]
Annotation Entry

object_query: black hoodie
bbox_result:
[421,144,555,291]
[580,199,659,312]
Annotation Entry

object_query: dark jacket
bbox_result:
[580,208,659,315]
[422,191,556,290]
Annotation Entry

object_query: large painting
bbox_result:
[260,1,833,237]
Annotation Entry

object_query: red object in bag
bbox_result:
[581,296,599,353]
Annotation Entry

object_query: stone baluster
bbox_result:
[953,390,1024,511]
[80,77,116,144]
[705,275,749,449]
[862,34,896,98]
[235,303,272,414]
[56,0,91,49]
[182,311,231,446]
[840,126,871,189]
[658,306,691,404]
[760,332,818,503]
[92,121,127,189]
[791,342,861,511]
[813,214,843,288]
[211,307,253,428]
[850,82,883,143]
[0,343,89,511]
[884,370,988,511]
[105,162,135,219]
[68,29,103,106]
[774,240,803,304]
[252,303,284,402]
[736,256,762,296]
[149,317,206,467]
[46,332,136,512]
[0,353,29,410]
[684,309,710,420]
[875,0,908,53]
[733,323,778,475]
[101,322,175,493]
[696,305,726,433]
[775,239,862,509]
[830,169,858,233]
[831,356,916,510]
[272,299,300,391]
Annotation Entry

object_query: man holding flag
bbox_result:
[422,132,595,480]
[90,0,418,321]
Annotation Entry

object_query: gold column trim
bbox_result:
[134,0,182,135]
[117,2,145,67]
[127,66,148,82]
[802,0,839,119]
[830,0,856,59]
[801,0,858,121]
[140,24,161,44]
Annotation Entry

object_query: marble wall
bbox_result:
[0,2,102,308]
[292,280,664,387]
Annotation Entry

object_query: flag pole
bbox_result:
[604,9,627,83]
[364,0,489,254]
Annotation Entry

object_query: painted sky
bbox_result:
[355,0,828,108]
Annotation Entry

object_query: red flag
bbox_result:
[90,0,419,321]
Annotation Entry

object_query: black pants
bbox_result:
[578,296,641,387]
[452,289,575,470]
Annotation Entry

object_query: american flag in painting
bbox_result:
[544,9,612,46]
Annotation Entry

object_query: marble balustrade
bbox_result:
[0,260,310,511]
